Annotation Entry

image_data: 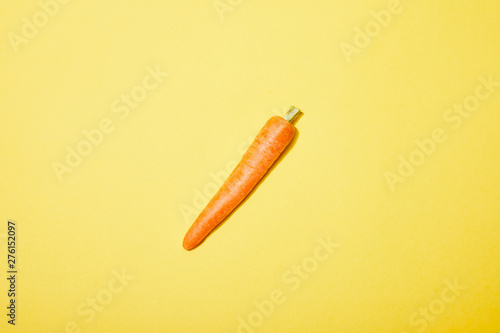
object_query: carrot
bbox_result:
[182,106,302,250]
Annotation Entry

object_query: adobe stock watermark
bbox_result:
[236,236,339,333]
[179,106,290,224]
[385,74,499,192]
[400,278,466,333]
[55,269,135,333]
[213,0,245,21]
[7,0,73,54]
[340,0,408,63]
[52,65,168,182]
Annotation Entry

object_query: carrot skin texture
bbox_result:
[182,116,296,250]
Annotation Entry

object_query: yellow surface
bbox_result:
[1,0,499,332]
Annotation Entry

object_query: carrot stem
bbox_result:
[284,106,302,122]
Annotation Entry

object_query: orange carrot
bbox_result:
[182,106,302,250]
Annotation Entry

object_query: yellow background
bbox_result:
[1,0,499,332]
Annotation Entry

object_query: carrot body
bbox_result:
[183,108,301,250]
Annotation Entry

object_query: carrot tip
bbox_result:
[284,106,302,123]
[182,241,194,251]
